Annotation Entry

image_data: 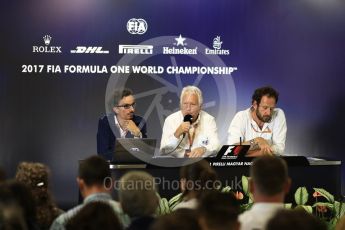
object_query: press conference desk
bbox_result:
[108,156,342,202]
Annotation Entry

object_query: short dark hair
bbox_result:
[250,156,288,196]
[110,88,133,108]
[252,86,279,105]
[180,160,218,199]
[266,209,327,230]
[66,202,123,230]
[78,156,111,187]
[198,191,240,230]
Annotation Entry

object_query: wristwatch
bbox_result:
[249,139,256,147]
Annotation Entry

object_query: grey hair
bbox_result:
[179,86,203,106]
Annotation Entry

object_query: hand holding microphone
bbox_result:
[174,114,193,138]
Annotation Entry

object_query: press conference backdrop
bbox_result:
[1,0,344,206]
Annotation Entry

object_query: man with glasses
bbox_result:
[160,86,220,158]
[97,88,147,160]
[227,86,287,156]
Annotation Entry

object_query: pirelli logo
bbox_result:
[118,45,153,54]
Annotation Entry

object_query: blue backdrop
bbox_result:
[1,0,344,207]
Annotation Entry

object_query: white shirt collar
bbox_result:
[114,115,127,138]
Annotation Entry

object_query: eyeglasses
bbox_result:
[116,102,136,109]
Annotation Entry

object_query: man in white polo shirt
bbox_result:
[160,86,220,158]
[239,156,291,230]
[227,86,286,156]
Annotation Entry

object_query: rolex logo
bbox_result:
[43,35,52,46]
[33,34,62,53]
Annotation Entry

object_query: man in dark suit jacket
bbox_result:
[97,89,147,160]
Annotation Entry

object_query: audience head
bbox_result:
[150,209,201,230]
[180,159,218,199]
[119,171,158,218]
[266,209,327,230]
[0,180,37,230]
[65,202,123,230]
[198,191,240,230]
[250,156,290,201]
[0,204,28,230]
[78,155,111,197]
[15,162,62,229]
[15,162,50,202]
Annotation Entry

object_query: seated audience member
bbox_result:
[227,86,287,156]
[173,159,218,210]
[15,162,63,230]
[50,155,129,230]
[0,180,38,230]
[266,209,326,230]
[150,209,201,230]
[97,88,147,160]
[160,85,220,158]
[65,202,123,230]
[238,156,291,230]
[119,171,158,230]
[0,204,28,230]
[198,191,240,230]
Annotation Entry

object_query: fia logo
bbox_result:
[127,18,148,34]
[213,36,222,50]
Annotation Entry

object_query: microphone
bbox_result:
[183,114,193,138]
[162,114,194,156]
[183,114,193,123]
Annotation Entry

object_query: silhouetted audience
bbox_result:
[173,159,218,210]
[65,202,123,230]
[119,171,158,230]
[50,155,129,230]
[0,180,38,230]
[266,209,327,230]
[198,191,240,230]
[2,156,337,230]
[15,162,63,230]
[150,209,201,230]
[238,156,291,230]
[0,204,28,230]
